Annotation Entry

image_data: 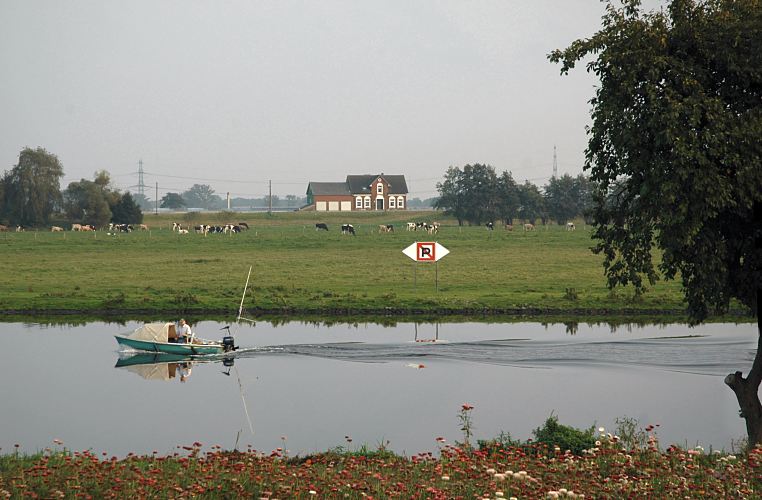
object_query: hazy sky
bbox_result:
[0,1,666,199]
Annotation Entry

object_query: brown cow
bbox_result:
[51,226,64,232]
[523,223,535,231]
[0,225,8,232]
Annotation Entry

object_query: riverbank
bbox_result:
[0,211,749,320]
[1,439,758,498]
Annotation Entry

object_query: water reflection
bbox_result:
[115,353,238,383]
[0,320,756,458]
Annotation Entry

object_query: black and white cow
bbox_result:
[486,222,494,231]
[315,223,328,231]
[341,224,355,235]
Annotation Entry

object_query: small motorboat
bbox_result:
[115,322,236,355]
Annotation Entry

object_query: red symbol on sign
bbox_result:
[417,242,436,261]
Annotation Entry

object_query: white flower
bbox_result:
[441,475,450,481]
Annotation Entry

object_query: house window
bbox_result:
[364,197,370,208]
[397,196,404,209]
[355,197,362,209]
[389,197,396,209]
[376,183,383,195]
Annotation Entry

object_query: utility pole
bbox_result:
[268,180,272,215]
[553,145,558,179]
[155,182,158,215]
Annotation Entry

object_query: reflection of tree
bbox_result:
[564,322,578,336]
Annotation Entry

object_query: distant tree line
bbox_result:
[434,163,592,226]
[158,186,308,210]
[0,147,142,228]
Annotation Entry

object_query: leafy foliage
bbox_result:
[1,147,64,226]
[182,184,223,210]
[111,192,143,224]
[532,414,596,455]
[160,192,186,209]
[550,0,762,322]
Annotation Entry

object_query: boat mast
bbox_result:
[237,265,253,324]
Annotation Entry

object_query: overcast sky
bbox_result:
[0,1,666,199]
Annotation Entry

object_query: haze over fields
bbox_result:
[1,1,666,199]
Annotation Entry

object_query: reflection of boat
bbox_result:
[115,352,235,382]
[115,322,235,355]
[115,352,193,367]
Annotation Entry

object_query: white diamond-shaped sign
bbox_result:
[402,241,450,262]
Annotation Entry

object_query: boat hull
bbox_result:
[115,335,224,355]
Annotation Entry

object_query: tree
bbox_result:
[544,174,579,225]
[2,147,64,226]
[63,179,112,227]
[517,181,544,224]
[130,192,152,211]
[160,193,186,210]
[551,0,762,443]
[182,184,222,210]
[435,164,501,225]
[111,192,143,224]
[496,171,520,225]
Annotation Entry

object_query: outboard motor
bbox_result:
[222,335,237,352]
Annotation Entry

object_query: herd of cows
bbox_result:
[171,222,250,235]
[315,221,441,235]
[0,219,578,235]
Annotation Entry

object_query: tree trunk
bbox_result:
[725,288,762,446]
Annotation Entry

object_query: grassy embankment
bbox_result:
[0,210,730,320]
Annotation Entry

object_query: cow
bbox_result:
[51,226,64,232]
[81,224,95,231]
[139,224,149,231]
[71,223,82,231]
[486,222,494,231]
[406,222,416,231]
[178,228,189,234]
[341,224,356,235]
[566,222,576,231]
[523,223,535,231]
[15,225,24,232]
[238,222,249,230]
[416,222,427,230]
[0,224,8,232]
[426,224,438,235]
[315,223,328,231]
[172,222,184,232]
[379,224,394,233]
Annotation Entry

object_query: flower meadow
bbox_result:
[2,410,761,499]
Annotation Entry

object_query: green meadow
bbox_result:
[0,210,707,319]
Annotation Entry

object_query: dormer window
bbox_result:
[376,183,383,195]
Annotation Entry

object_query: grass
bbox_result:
[0,210,734,319]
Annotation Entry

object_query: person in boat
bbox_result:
[178,318,192,343]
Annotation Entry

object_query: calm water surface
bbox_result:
[0,320,757,457]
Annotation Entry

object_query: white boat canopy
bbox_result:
[126,322,176,343]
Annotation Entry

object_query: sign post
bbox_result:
[402,242,450,291]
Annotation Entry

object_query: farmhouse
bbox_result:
[306,174,408,211]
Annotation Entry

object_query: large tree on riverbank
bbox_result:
[551,0,762,444]
[2,147,64,226]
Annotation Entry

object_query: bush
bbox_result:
[532,414,595,455]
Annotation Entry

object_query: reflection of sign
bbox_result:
[402,242,450,262]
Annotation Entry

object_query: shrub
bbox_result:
[532,414,595,455]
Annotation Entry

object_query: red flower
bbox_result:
[461,404,474,411]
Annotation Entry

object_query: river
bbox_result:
[0,320,756,457]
